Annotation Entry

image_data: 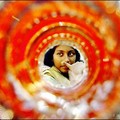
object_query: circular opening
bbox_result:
[38,40,88,89]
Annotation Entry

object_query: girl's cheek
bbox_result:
[70,58,75,62]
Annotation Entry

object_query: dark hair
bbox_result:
[44,45,82,67]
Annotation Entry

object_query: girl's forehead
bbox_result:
[55,45,74,51]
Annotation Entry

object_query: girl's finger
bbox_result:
[65,62,71,69]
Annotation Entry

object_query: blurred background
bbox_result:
[0,1,120,119]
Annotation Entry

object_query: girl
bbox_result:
[42,45,85,88]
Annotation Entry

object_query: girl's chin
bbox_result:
[60,69,69,73]
[59,66,69,73]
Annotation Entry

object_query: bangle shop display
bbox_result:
[0,1,120,119]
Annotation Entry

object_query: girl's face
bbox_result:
[53,45,76,73]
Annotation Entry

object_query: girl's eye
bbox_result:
[57,52,63,57]
[68,51,75,57]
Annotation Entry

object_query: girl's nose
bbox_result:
[64,55,70,63]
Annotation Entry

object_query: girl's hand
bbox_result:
[65,62,88,85]
[65,62,85,74]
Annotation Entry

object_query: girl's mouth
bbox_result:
[61,65,69,70]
